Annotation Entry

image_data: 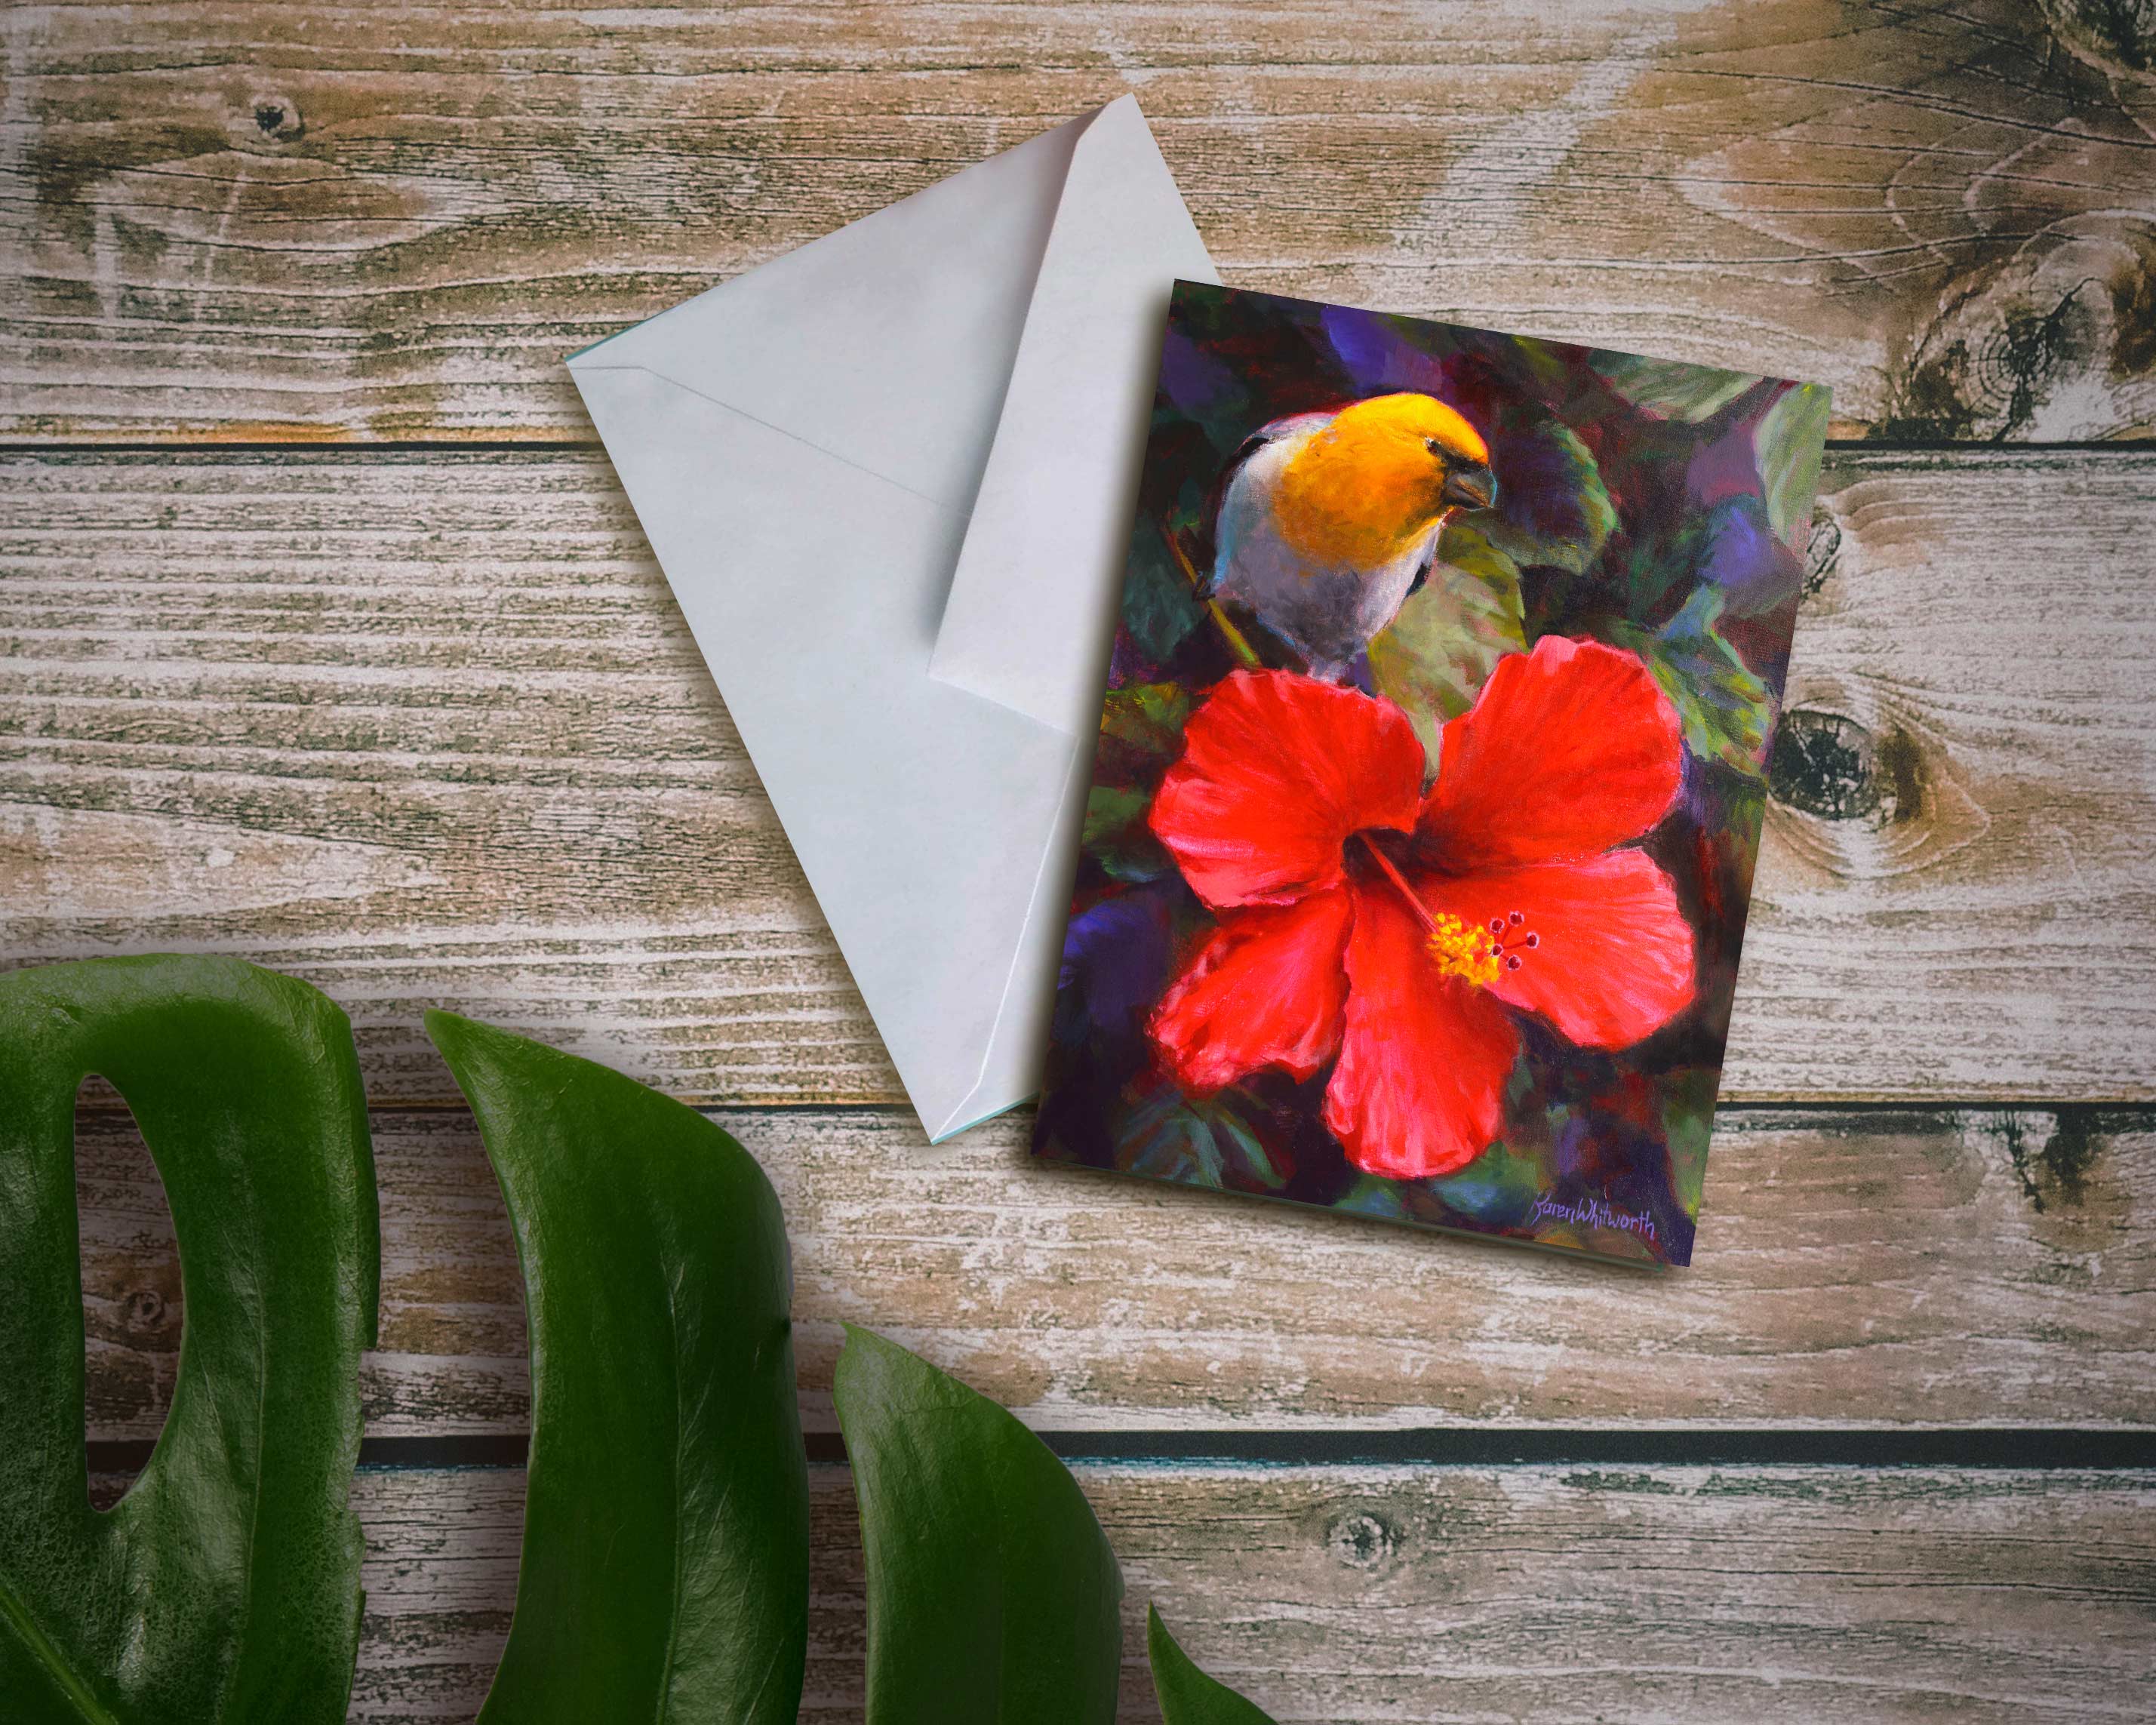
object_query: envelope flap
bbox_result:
[572,361,1084,1140]
[927,95,1220,733]
[570,109,1088,512]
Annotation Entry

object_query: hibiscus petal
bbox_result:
[1149,889,1354,1092]
[1428,850,1696,1050]
[1151,670,1424,909]
[1416,636,1684,870]
[1323,883,1518,1180]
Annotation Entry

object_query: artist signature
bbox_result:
[1530,1194,1656,1244]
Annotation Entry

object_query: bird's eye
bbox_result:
[1425,438,1443,456]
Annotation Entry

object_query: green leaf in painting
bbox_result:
[1148,1606,1278,1724]
[1116,1075,1293,1193]
[423,1012,809,1725]
[1754,382,1832,548]
[0,955,378,1725]
[1084,783,1173,883]
[1615,587,1776,776]
[1121,515,1207,665]
[833,1325,1124,1725]
[1481,413,1617,576]
[1591,351,1762,423]
[1429,1140,1546,1228]
[1096,682,1193,779]
[1367,522,1527,764]
[1662,1070,1721,1223]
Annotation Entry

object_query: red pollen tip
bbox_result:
[1524,932,1539,948]
[1508,910,1524,924]
[1506,955,1523,970]
[1487,917,1505,934]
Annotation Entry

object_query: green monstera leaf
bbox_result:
[1368,523,1527,764]
[834,1325,1124,1725]
[425,1012,809,1725]
[1149,1607,1279,1724]
[0,955,378,1725]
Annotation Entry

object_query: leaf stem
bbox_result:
[1157,521,1262,670]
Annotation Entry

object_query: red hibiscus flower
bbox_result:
[1146,636,1696,1180]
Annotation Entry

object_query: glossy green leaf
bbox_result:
[424,1012,808,1725]
[1368,522,1527,764]
[834,1324,1123,1725]
[1590,351,1761,423]
[1148,1607,1278,1724]
[1754,382,1832,548]
[0,955,378,1724]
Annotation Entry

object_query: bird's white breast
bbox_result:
[1211,424,1441,680]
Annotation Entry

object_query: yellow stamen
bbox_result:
[1426,912,1502,989]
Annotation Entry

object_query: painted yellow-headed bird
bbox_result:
[1201,392,1496,681]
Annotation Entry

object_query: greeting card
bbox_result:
[1032,282,1828,1266]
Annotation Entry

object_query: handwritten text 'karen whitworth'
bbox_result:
[1529,1194,1657,1245]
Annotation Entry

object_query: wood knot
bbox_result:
[2041,0,2156,77]
[1327,1510,1398,1570]
[1769,709,1876,820]
[1999,1107,2103,1215]
[251,94,304,141]
[1803,506,1841,596]
[125,1288,169,1332]
[1768,709,1923,825]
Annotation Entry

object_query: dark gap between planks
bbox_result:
[83,1430,2156,1473]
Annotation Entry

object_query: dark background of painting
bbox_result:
[1034,283,1827,1267]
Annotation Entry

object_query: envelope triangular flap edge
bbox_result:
[571,369,1080,1142]
[566,99,1213,1140]
[927,95,1223,735]
[571,105,1091,518]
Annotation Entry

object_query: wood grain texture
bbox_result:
[318,1462,2156,1722]
[5,0,2155,441]
[71,1102,2156,1438]
[5,447,2153,1105]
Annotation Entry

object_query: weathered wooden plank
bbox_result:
[71,1102,2156,1437]
[311,1463,2156,1721]
[5,0,2154,441]
[5,447,2153,1103]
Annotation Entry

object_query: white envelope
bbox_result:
[568,97,1219,1140]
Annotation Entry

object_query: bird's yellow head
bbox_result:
[1271,392,1496,570]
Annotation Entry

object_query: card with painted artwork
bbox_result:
[1031,281,1829,1267]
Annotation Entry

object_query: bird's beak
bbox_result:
[1442,461,1496,512]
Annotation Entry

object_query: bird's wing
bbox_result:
[1404,520,1445,600]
